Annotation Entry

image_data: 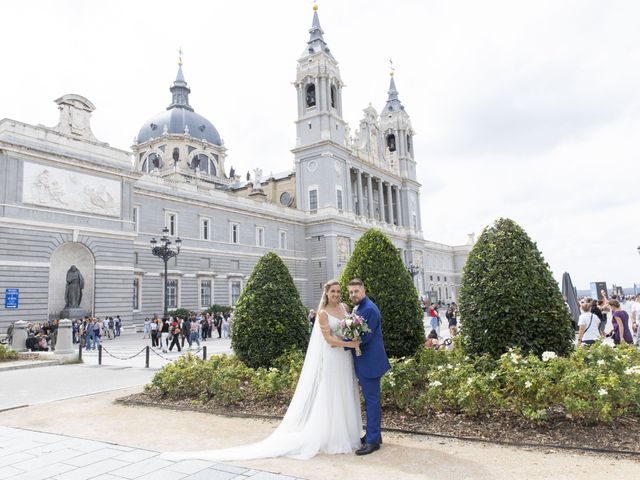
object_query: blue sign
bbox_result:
[5,288,19,309]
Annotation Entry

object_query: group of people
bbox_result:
[577,294,639,347]
[73,316,123,350]
[421,300,458,349]
[143,312,232,353]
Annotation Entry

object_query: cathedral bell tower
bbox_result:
[379,72,416,182]
[379,71,422,232]
[294,4,346,147]
[293,4,350,215]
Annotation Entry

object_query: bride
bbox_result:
[162,280,362,461]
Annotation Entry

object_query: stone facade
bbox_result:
[0,11,471,330]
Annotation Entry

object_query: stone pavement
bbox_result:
[0,426,302,480]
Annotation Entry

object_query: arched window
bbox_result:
[141,153,161,173]
[305,84,316,107]
[192,154,217,176]
[330,85,337,109]
[407,134,412,153]
[386,134,396,152]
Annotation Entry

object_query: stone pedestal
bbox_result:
[59,308,88,320]
[54,319,74,355]
[12,321,28,352]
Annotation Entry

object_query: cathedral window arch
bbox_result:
[330,85,337,109]
[407,134,412,153]
[305,83,316,107]
[141,152,162,173]
[386,133,396,152]
[190,153,217,176]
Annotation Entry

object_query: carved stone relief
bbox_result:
[23,162,121,217]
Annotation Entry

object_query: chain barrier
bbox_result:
[99,345,147,361]
[89,341,208,366]
[149,346,203,362]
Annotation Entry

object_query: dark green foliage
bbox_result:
[168,308,192,319]
[205,304,233,316]
[231,252,309,368]
[339,229,425,358]
[458,218,574,358]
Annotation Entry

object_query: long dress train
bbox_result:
[161,313,362,461]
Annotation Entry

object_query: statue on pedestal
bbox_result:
[64,265,84,308]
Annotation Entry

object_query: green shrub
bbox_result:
[147,350,304,407]
[458,218,575,359]
[231,252,309,368]
[0,344,18,361]
[148,342,640,424]
[168,308,192,319]
[339,229,424,358]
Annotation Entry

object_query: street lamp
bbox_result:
[407,262,422,278]
[150,227,182,320]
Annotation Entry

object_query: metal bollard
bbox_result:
[145,346,150,368]
[202,345,207,361]
[98,344,102,365]
[78,342,82,362]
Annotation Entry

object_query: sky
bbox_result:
[1,0,639,290]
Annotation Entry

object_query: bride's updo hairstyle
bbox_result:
[317,279,340,312]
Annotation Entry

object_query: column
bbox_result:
[377,178,384,221]
[345,165,353,213]
[356,169,364,217]
[366,174,374,220]
[394,186,403,226]
[319,77,327,111]
[386,182,394,225]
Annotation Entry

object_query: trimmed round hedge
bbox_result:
[458,218,575,358]
[231,252,309,368]
[339,228,425,358]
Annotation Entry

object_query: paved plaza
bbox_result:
[0,426,301,480]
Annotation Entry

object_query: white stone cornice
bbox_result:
[95,265,134,272]
[0,260,50,269]
[0,214,137,240]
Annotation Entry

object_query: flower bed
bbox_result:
[145,342,640,425]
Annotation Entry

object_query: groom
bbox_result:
[348,278,391,456]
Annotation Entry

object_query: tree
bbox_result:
[231,252,310,368]
[339,229,425,358]
[458,218,574,358]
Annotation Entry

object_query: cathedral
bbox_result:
[0,6,472,329]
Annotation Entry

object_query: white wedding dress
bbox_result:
[162,313,362,461]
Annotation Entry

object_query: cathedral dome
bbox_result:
[137,108,221,145]
[136,64,221,146]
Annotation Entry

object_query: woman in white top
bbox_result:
[577,302,600,346]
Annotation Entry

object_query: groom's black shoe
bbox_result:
[360,435,382,445]
[356,442,380,456]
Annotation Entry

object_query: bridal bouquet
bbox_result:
[337,312,371,356]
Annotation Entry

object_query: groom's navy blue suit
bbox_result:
[352,296,391,445]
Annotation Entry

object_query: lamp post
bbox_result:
[150,227,181,320]
[407,262,421,278]
[407,262,422,293]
